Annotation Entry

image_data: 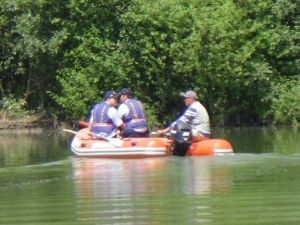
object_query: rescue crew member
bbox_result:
[117,88,149,137]
[89,91,124,138]
[157,90,211,141]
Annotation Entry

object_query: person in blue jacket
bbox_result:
[117,88,149,137]
[89,91,125,138]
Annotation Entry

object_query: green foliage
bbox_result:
[0,0,68,109]
[53,27,130,119]
[266,78,300,125]
[0,95,29,119]
[118,0,198,124]
[1,0,299,126]
[142,102,160,130]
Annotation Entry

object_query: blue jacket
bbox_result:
[90,102,114,134]
[123,99,147,131]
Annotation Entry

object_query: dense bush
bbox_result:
[0,0,299,127]
[0,95,29,119]
[266,78,300,125]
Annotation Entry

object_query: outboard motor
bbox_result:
[170,121,192,156]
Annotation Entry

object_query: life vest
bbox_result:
[91,102,114,134]
[123,99,147,130]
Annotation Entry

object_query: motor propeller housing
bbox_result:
[170,121,192,156]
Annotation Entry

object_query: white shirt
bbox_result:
[118,100,147,133]
[89,106,123,138]
[173,101,210,135]
[118,101,130,119]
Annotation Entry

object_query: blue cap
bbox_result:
[118,88,133,97]
[103,91,117,100]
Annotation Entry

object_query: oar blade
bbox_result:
[63,129,77,135]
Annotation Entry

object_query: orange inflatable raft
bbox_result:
[69,128,233,158]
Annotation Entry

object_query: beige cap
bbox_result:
[180,90,198,99]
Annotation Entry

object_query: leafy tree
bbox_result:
[53,0,132,120]
[1,0,299,126]
[266,78,300,125]
[0,0,68,110]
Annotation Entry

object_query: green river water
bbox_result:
[0,127,299,225]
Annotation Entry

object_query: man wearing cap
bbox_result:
[117,88,149,137]
[88,91,125,138]
[157,90,211,141]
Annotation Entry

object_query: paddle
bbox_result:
[63,129,123,148]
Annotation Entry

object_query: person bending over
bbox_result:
[117,88,149,137]
[89,91,124,138]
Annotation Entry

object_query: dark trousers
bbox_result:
[122,128,149,138]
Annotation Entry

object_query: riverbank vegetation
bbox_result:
[0,0,299,128]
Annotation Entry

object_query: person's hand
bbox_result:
[157,128,170,134]
[156,129,164,134]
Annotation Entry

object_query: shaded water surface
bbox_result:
[0,127,300,225]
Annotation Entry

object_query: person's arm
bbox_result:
[109,107,125,129]
[157,105,196,133]
[157,120,177,134]
[117,104,129,120]
[175,105,196,125]
[157,127,170,134]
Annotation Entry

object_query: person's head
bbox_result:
[103,91,118,106]
[118,88,133,103]
[180,90,198,106]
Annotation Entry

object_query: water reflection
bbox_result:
[214,126,300,154]
[71,156,233,224]
[0,131,69,167]
[184,157,232,195]
[72,157,170,197]
[0,127,300,224]
[72,158,171,223]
